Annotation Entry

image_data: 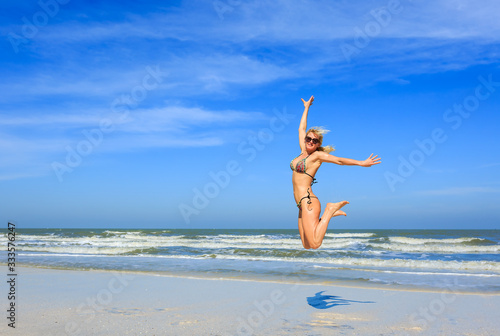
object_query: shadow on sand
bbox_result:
[306,291,375,309]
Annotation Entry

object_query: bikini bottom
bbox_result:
[296,188,318,209]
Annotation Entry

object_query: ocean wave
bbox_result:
[387,237,486,245]
[128,254,500,273]
[312,265,500,277]
[14,229,500,293]
[376,270,500,277]
[19,246,139,255]
[15,229,500,259]
[19,253,113,258]
[372,242,500,254]
[17,236,370,251]
[324,233,375,238]
[222,255,500,272]
[16,234,499,255]
[19,251,500,273]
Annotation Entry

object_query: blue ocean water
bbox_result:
[6,229,500,292]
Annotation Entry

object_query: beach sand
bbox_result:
[2,267,499,335]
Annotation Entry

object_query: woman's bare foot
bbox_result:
[332,210,347,217]
[326,201,349,217]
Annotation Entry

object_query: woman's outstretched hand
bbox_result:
[360,154,381,167]
[301,96,314,108]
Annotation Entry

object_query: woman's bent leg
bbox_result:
[297,217,311,249]
[299,198,349,249]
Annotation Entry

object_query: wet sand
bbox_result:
[1,266,499,335]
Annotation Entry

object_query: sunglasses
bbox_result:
[305,136,320,145]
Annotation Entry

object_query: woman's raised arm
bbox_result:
[298,96,314,152]
[318,152,381,167]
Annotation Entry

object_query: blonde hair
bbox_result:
[307,126,335,153]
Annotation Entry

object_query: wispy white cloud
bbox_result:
[0,104,268,179]
[0,105,266,132]
[0,64,161,103]
[116,105,267,133]
[101,134,224,151]
[0,114,104,127]
[5,0,497,98]
[0,133,67,180]
[2,0,500,182]
[0,53,295,103]
[31,1,500,43]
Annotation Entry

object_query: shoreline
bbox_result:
[11,228,500,295]
[7,263,500,296]
[2,266,500,335]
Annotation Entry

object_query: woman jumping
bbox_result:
[291,96,381,249]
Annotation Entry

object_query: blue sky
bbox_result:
[1,0,499,229]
